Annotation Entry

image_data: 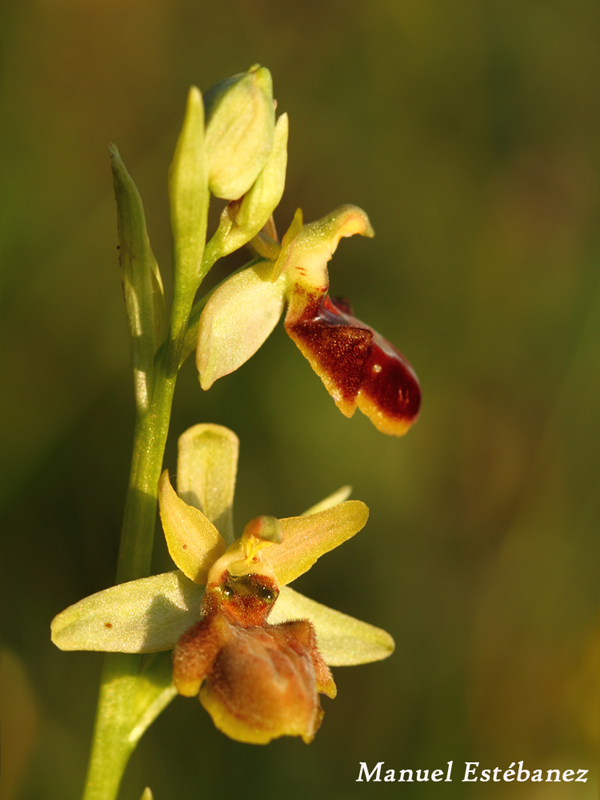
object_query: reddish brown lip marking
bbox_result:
[285,291,421,436]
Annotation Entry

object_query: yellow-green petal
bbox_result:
[269,501,369,586]
[270,586,395,666]
[50,571,204,653]
[177,423,239,544]
[196,260,285,390]
[158,471,226,583]
[302,485,352,516]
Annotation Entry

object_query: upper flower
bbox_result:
[196,206,421,436]
[51,424,394,744]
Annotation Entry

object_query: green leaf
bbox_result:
[177,423,239,544]
[50,571,204,653]
[270,587,395,666]
[110,144,166,411]
[169,86,209,295]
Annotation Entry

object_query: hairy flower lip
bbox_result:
[173,607,336,745]
[286,291,421,435]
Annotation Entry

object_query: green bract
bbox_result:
[110,144,167,413]
[51,424,394,667]
[168,86,210,294]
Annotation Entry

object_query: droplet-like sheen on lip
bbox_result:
[285,291,421,435]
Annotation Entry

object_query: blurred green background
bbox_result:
[1,1,599,798]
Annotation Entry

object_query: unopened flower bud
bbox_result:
[204,65,275,200]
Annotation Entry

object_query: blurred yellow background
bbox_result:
[1,1,598,798]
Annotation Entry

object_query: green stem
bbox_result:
[81,285,195,800]
[80,654,143,800]
[80,235,263,799]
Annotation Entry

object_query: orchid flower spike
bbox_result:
[51,424,394,745]
[197,206,421,436]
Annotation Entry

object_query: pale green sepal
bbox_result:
[196,261,286,390]
[110,144,166,412]
[302,486,352,515]
[158,471,226,582]
[140,789,154,800]
[270,587,395,666]
[169,86,209,293]
[179,257,266,366]
[50,571,204,653]
[177,424,239,545]
[205,66,275,200]
[269,501,369,586]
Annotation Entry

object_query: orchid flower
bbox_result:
[197,206,421,436]
[51,424,394,745]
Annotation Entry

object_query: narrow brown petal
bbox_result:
[285,290,421,435]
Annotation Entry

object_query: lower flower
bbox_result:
[173,522,337,744]
[50,425,395,745]
[175,612,336,744]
